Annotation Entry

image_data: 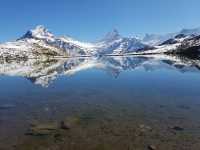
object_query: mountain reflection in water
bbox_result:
[0,54,200,87]
[1,53,200,150]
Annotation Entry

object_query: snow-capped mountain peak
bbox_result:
[100,29,121,43]
[20,25,54,41]
[142,27,200,46]
[1,25,200,59]
[31,25,54,38]
[94,29,149,54]
[180,27,200,36]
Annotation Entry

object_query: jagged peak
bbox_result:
[180,27,200,36]
[105,29,121,38]
[31,25,54,38]
[100,29,121,43]
[31,25,48,34]
[20,25,54,40]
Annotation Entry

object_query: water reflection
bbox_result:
[1,54,200,150]
[0,54,200,87]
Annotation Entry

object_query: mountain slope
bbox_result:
[0,26,98,59]
[1,25,200,58]
[95,30,150,54]
[0,26,152,57]
[137,33,200,55]
[142,27,200,46]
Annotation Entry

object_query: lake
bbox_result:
[0,55,200,150]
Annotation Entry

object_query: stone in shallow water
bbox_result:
[139,124,152,132]
[25,120,72,136]
[148,145,157,150]
[172,126,184,131]
[60,121,70,130]
[25,122,58,136]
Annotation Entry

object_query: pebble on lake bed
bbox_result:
[26,122,59,136]
[25,120,71,136]
[139,124,152,132]
[148,145,157,150]
[172,126,184,131]
[60,121,70,130]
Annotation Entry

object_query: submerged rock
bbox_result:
[26,122,58,136]
[60,121,70,130]
[148,145,157,150]
[172,126,184,131]
[26,120,71,136]
[139,124,152,132]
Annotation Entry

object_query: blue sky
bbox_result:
[0,0,200,42]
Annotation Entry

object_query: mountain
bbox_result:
[0,26,94,59]
[1,25,200,58]
[95,29,150,54]
[0,26,149,58]
[98,29,121,43]
[20,25,92,56]
[137,30,200,55]
[179,27,200,35]
[142,27,200,46]
[20,25,55,41]
[142,33,175,46]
